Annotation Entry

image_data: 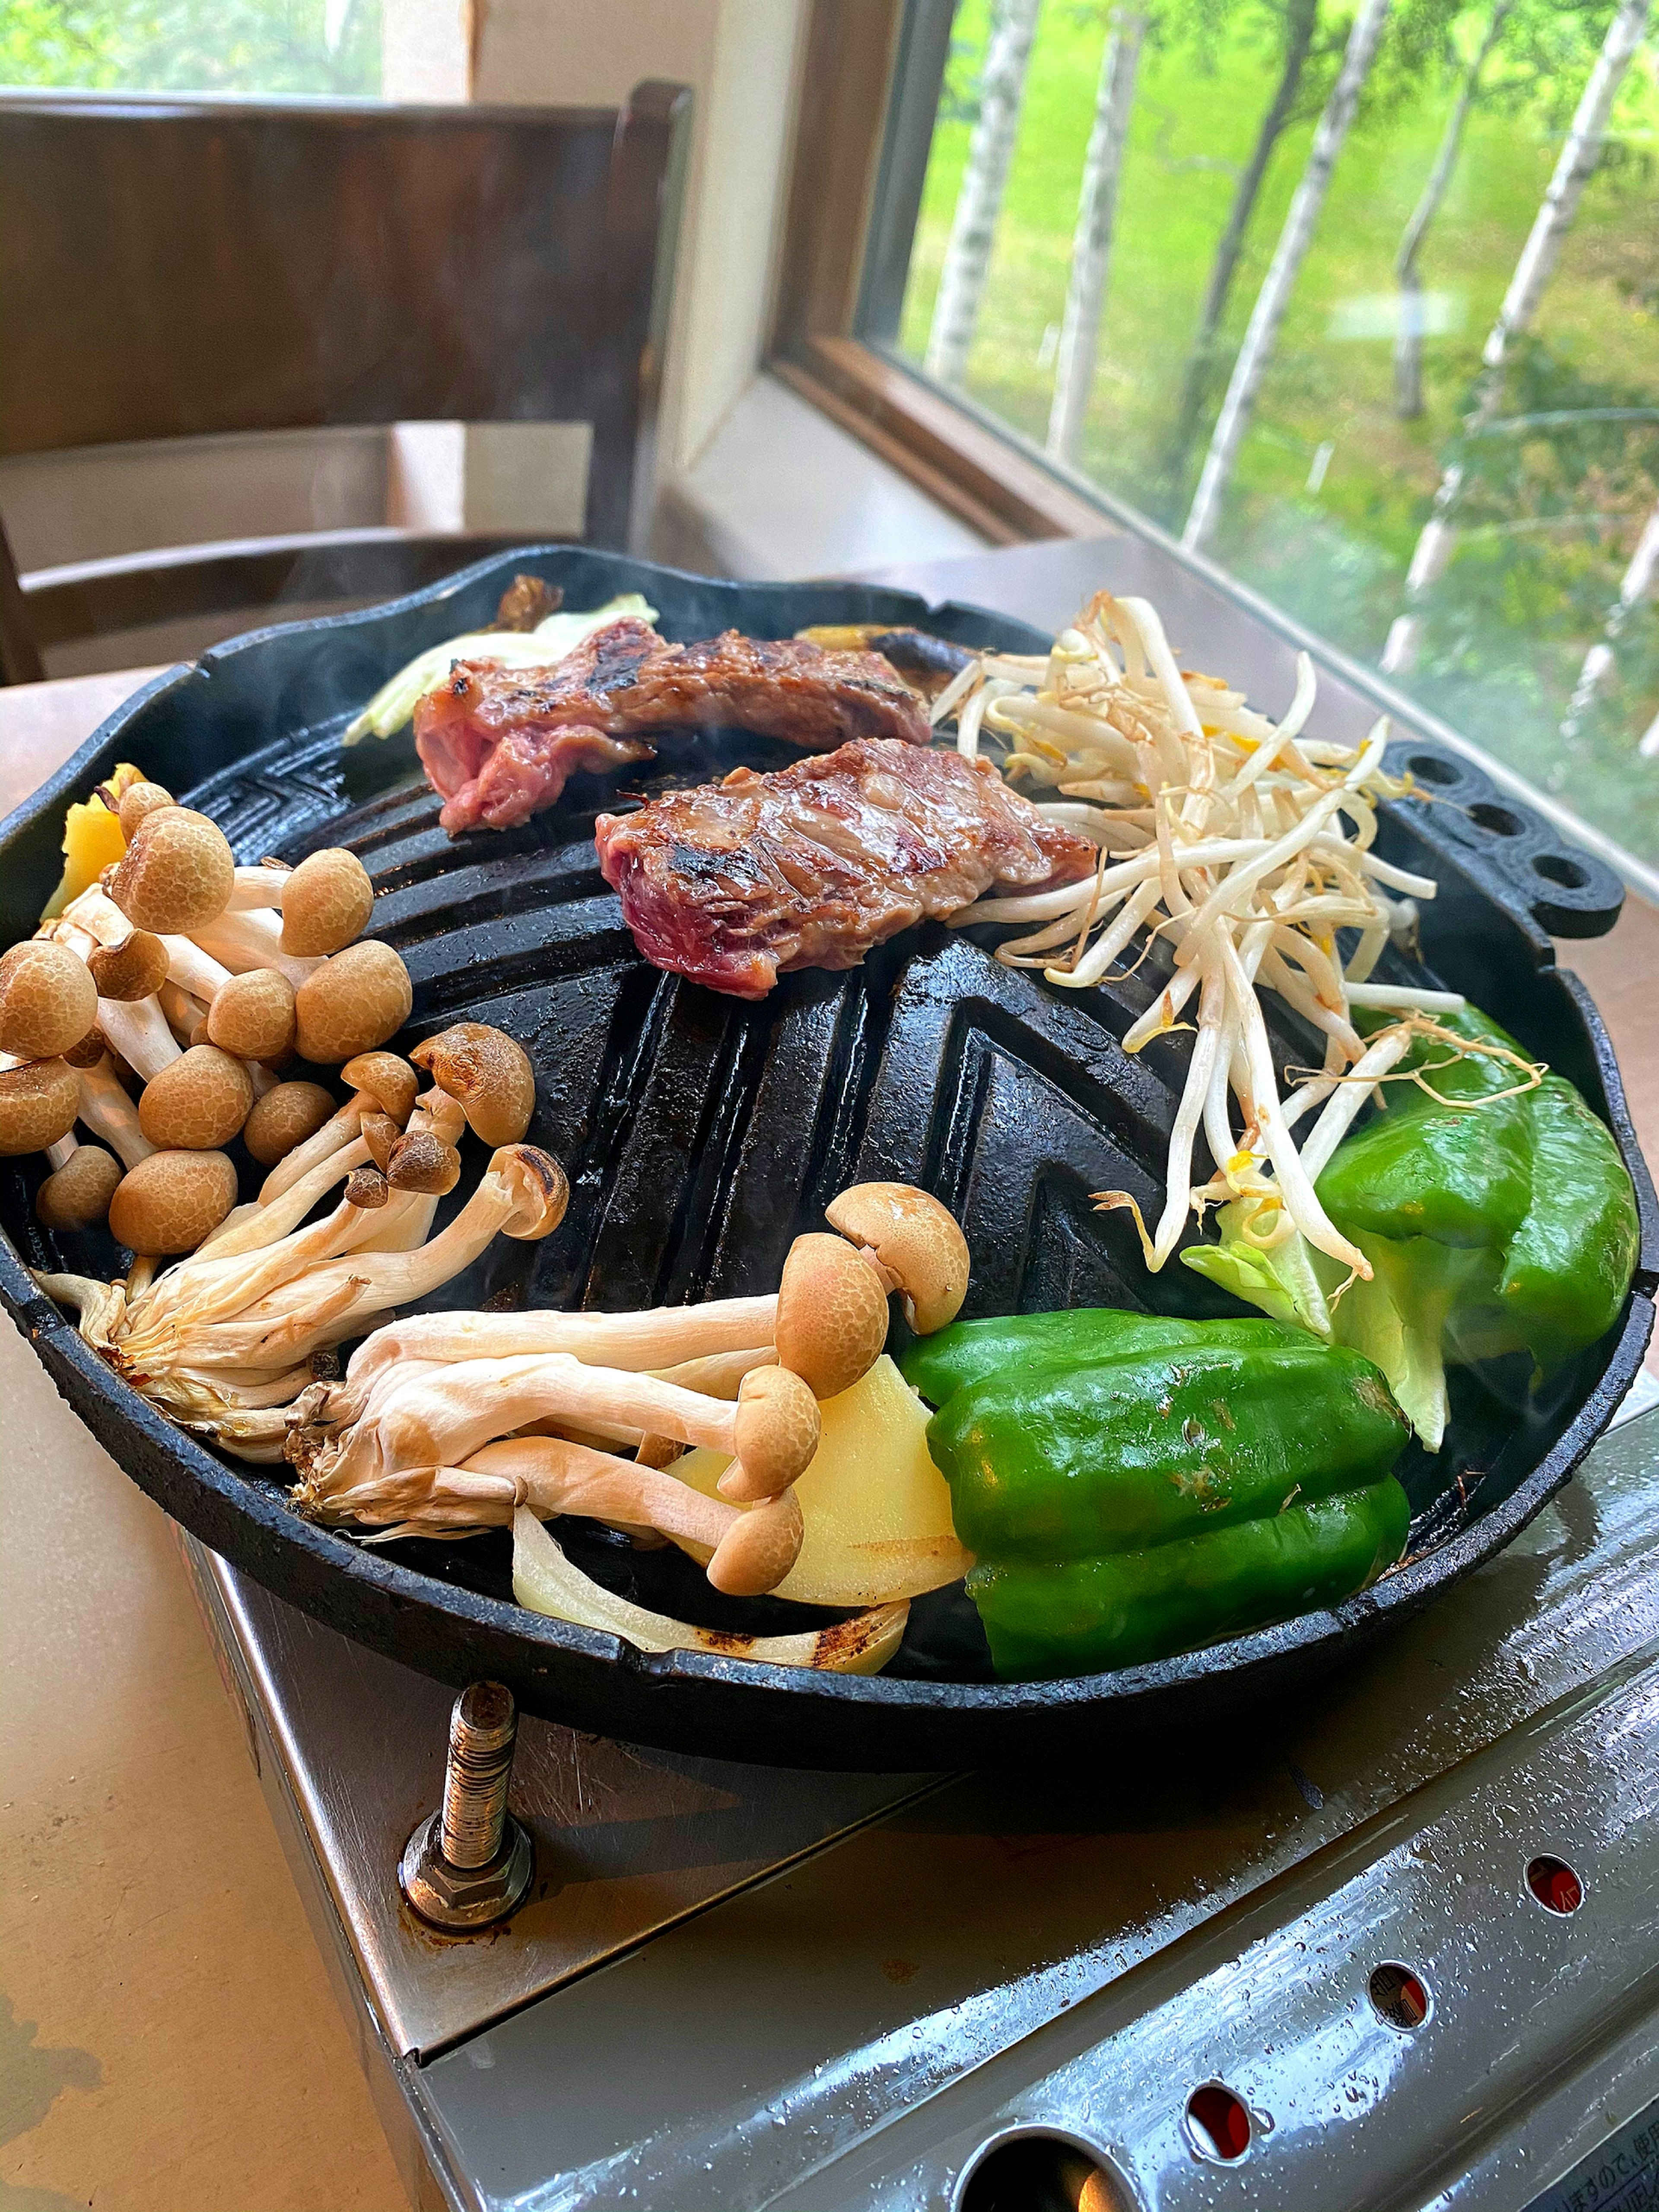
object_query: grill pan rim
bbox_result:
[2,543,1653,1770]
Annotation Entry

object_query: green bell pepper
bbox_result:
[969,1480,1409,1682]
[900,1308,1305,1409]
[903,1313,1411,1681]
[1183,1004,1641,1449]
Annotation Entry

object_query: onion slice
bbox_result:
[511,1508,907,1675]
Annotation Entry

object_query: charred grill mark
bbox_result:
[588,636,657,696]
[666,841,764,885]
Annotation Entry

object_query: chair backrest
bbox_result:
[0,83,690,673]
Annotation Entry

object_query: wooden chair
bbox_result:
[0,83,691,685]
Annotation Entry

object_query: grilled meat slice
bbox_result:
[594,738,1096,999]
[795,623,973,701]
[487,574,563,632]
[415,617,931,836]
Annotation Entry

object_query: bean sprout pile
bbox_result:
[936,591,1465,1283]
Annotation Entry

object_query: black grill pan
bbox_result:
[2,547,1654,1768]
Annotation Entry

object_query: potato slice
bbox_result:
[672,1354,972,1606]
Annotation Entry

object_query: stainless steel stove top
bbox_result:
[179,1396,1659,2212]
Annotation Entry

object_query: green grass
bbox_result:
[895,1,1659,863]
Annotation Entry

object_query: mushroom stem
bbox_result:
[475,1437,740,1546]
[46,1134,78,1171]
[160,937,234,1002]
[58,888,132,948]
[75,1055,155,1170]
[291,1347,813,1507]
[343,1295,782,1394]
[157,1144,566,1369]
[95,994,181,1082]
[289,1354,722,1491]
[258,1102,362,1202]
[649,1346,776,1397]
[118,1159,439,1357]
[187,909,321,987]
[293,1431,741,1548]
[258,1060,421,1205]
[157,981,207,1044]
[226,864,292,912]
[150,1133,373,1273]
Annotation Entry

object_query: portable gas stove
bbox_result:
[175,1388,1659,2212]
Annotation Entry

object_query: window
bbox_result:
[1,0,381,99]
[796,0,1659,873]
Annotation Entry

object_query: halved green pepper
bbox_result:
[969,1480,1409,1682]
[903,1314,1411,1681]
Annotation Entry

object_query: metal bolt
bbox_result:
[399,1681,534,1931]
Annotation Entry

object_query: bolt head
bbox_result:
[400,1812,534,1931]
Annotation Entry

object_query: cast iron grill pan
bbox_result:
[2,549,1654,1767]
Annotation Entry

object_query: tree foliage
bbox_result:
[0,0,381,97]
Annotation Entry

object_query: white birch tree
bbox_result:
[1393,0,1514,419]
[1046,9,1148,464]
[1182,0,1393,552]
[1162,0,1323,496]
[1380,0,1652,674]
[925,0,1046,388]
[1558,500,1659,742]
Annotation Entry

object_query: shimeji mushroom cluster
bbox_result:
[268,1182,968,1606]
[43,1161,969,1662]
[938,591,1465,1283]
[0,773,416,1255]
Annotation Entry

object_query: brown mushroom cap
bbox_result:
[0,1057,81,1155]
[293,942,412,1064]
[717,1366,822,1502]
[61,1028,109,1071]
[409,1023,535,1145]
[706,1489,806,1598]
[493,1144,571,1240]
[86,929,170,1004]
[340,1049,417,1125]
[116,780,175,842]
[385,1130,461,1195]
[360,1109,400,1172]
[207,967,296,1062]
[109,1149,239,1255]
[773,1233,890,1398]
[344,1165,390,1209]
[242,1080,337,1167]
[36,1144,124,1231]
[137,1046,254,1150]
[280,848,375,957]
[108,807,236,934]
[823,1182,970,1335]
[0,941,98,1058]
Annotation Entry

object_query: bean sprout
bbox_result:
[942,590,1461,1275]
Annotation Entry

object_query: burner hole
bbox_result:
[1533,853,1589,888]
[1468,802,1523,837]
[1185,2083,1252,2163]
[955,2132,1128,2212]
[1369,1962,1430,2029]
[1407,753,1459,787]
[1526,1854,1584,1914]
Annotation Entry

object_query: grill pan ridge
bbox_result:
[1,547,1653,1769]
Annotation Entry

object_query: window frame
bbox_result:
[763,0,1655,896]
